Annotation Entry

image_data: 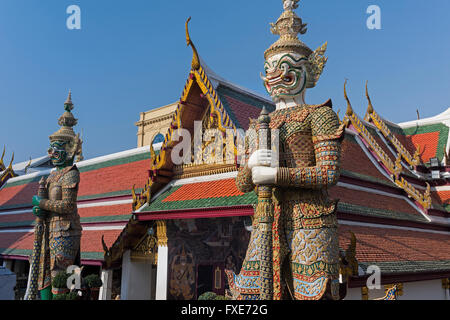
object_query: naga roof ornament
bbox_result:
[265,0,328,88]
[185,17,201,70]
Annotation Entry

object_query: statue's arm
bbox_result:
[276,106,343,189]
[236,127,257,193]
[39,169,79,214]
[236,165,256,193]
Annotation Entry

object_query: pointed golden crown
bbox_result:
[49,90,82,159]
[265,0,311,60]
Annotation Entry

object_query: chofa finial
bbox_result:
[185,17,201,70]
[344,80,354,116]
[365,81,374,114]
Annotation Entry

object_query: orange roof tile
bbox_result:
[163,179,244,202]
[78,159,150,197]
[0,182,39,208]
[407,131,440,163]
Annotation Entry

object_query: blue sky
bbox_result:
[0,0,449,161]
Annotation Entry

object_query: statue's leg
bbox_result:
[39,286,53,300]
[288,227,340,300]
[225,223,262,300]
[49,236,81,297]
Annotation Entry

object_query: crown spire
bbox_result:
[64,89,74,112]
[49,91,82,160]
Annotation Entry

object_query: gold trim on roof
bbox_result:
[364,82,421,168]
[186,17,200,70]
[0,150,16,185]
[132,178,153,212]
[342,82,431,211]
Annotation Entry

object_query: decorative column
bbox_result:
[99,269,113,300]
[155,220,168,300]
[120,250,132,300]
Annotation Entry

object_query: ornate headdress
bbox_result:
[265,0,328,88]
[49,90,83,160]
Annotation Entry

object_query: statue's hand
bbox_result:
[252,167,277,185]
[248,149,277,169]
[32,196,42,207]
[32,206,46,218]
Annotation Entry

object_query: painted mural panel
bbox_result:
[167,217,251,300]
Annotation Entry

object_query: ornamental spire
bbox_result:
[49,91,82,160]
[265,0,310,60]
[185,17,200,70]
[65,89,73,110]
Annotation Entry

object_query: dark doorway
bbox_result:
[196,265,213,298]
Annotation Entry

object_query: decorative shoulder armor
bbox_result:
[61,166,80,189]
[310,102,344,143]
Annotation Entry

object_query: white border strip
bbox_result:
[172,171,238,186]
[0,199,133,216]
[0,225,126,234]
[78,199,132,209]
[5,146,152,185]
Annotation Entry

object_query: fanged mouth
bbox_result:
[264,72,295,94]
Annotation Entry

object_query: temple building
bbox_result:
[1,19,449,301]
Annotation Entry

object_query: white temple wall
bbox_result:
[398,279,447,300]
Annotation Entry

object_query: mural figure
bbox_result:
[25,91,83,300]
[226,0,344,300]
[169,244,196,300]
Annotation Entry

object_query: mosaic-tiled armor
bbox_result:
[227,100,344,300]
[226,0,344,300]
[37,165,82,290]
[26,91,83,299]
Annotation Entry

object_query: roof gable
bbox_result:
[217,85,275,131]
